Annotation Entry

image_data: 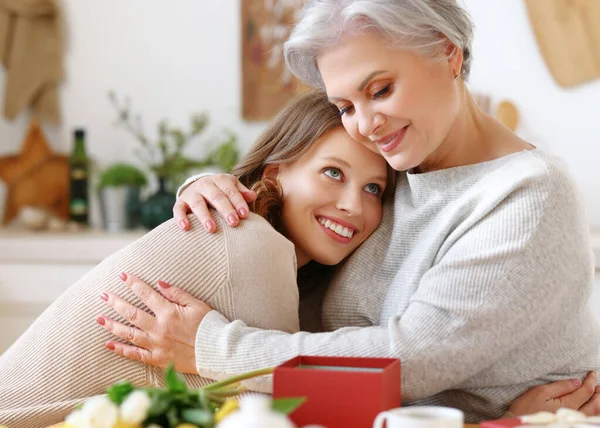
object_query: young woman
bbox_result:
[132,0,600,423]
[0,90,393,428]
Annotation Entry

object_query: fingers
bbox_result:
[236,181,257,204]
[100,290,155,332]
[579,385,600,416]
[121,273,169,314]
[208,175,245,226]
[173,199,191,231]
[538,379,583,400]
[96,315,152,349]
[156,280,209,309]
[105,341,163,367]
[559,372,597,410]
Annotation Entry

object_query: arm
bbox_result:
[193,174,595,402]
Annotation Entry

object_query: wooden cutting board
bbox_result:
[0,120,70,224]
[525,0,600,87]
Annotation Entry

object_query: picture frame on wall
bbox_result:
[241,0,308,121]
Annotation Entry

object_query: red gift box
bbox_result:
[480,418,522,428]
[273,355,401,428]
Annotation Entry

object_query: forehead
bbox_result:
[316,33,423,94]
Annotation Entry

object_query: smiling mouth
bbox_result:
[373,126,408,153]
[317,216,355,239]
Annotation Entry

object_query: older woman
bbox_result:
[100,0,600,422]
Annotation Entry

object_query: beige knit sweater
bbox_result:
[0,213,298,428]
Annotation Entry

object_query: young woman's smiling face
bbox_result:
[275,127,389,267]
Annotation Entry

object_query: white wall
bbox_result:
[1,0,599,226]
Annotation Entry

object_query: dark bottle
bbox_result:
[69,129,89,225]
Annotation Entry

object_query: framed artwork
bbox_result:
[242,0,308,121]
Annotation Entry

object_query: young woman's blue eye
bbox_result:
[364,183,381,195]
[324,167,343,180]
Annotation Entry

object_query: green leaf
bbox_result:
[181,408,214,426]
[165,364,188,393]
[166,406,180,427]
[146,390,172,417]
[106,381,134,405]
[272,397,306,415]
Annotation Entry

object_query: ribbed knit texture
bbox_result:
[0,212,298,428]
[193,149,600,423]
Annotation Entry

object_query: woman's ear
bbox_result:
[446,42,463,76]
[262,164,280,179]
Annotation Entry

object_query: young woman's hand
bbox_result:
[96,273,213,375]
[173,174,257,232]
[508,371,600,417]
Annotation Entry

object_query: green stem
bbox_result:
[202,367,274,392]
[205,386,248,399]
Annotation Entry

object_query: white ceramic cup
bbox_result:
[373,406,464,428]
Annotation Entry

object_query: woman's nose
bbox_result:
[336,189,363,217]
[357,108,385,138]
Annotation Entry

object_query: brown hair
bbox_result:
[231,89,395,233]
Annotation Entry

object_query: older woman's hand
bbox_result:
[173,174,257,232]
[96,273,213,375]
[509,372,600,417]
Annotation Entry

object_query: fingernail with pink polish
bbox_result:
[119,272,127,282]
[100,293,108,302]
[227,214,237,225]
[106,342,115,350]
[96,316,106,326]
[239,208,248,217]
[205,220,215,230]
[180,220,187,230]
[157,280,171,289]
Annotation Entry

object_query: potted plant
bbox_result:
[108,92,240,230]
[98,163,148,232]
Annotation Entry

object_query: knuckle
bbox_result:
[136,286,152,303]
[209,191,226,202]
[126,307,138,323]
[224,187,238,199]
[124,329,135,343]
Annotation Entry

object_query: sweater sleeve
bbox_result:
[193,166,595,401]
[176,172,213,197]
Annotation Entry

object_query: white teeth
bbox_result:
[318,217,354,239]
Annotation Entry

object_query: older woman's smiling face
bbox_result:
[317,33,462,172]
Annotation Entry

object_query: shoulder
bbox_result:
[465,149,580,207]
[217,212,296,266]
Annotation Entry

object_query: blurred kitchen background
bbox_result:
[1,0,599,352]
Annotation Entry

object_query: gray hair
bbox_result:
[284,0,474,87]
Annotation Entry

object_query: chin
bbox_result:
[385,152,424,172]
[313,254,346,266]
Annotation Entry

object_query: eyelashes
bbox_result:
[337,83,393,117]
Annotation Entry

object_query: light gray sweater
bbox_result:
[193,149,600,422]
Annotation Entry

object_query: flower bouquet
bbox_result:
[50,365,304,428]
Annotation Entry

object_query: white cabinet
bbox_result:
[0,230,143,354]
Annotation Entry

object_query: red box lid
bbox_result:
[273,356,401,428]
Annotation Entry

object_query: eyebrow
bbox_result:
[323,156,388,184]
[328,70,389,102]
[357,70,388,91]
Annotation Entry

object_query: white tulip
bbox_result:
[78,396,119,428]
[120,390,152,424]
[65,409,85,427]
